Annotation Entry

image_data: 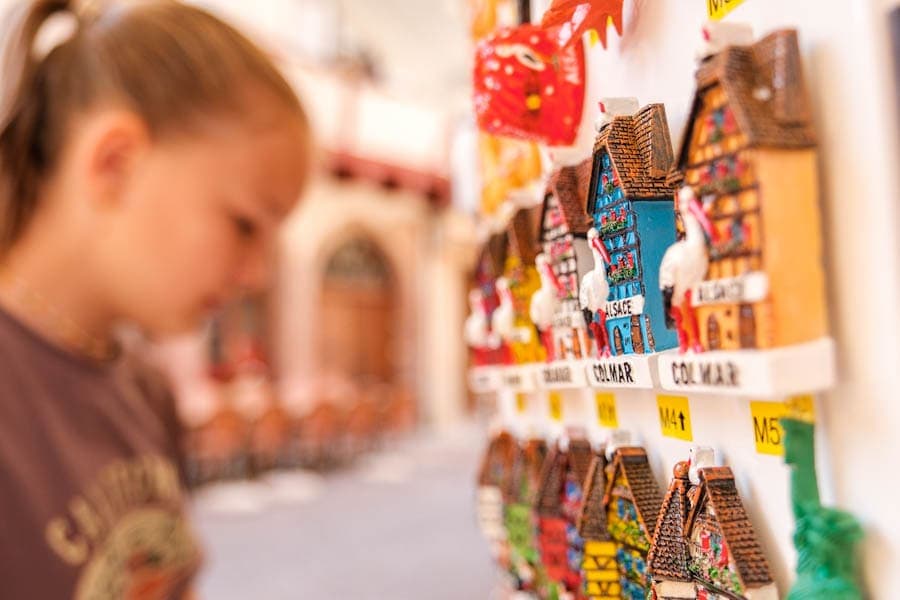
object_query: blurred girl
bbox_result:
[0,1,310,597]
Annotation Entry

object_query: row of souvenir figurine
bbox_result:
[476,424,862,600]
[466,28,834,401]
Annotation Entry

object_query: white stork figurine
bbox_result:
[659,186,718,353]
[579,228,612,357]
[464,288,493,350]
[530,253,563,361]
[696,21,754,63]
[491,277,516,347]
[688,446,717,486]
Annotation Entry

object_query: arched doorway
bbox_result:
[316,236,413,438]
[630,315,644,354]
[319,236,396,384]
[613,326,625,355]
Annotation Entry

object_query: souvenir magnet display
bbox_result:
[657,27,835,398]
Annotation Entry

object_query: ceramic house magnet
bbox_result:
[657,28,835,398]
[647,461,694,599]
[533,160,595,390]
[576,451,620,599]
[497,207,547,367]
[604,447,664,600]
[467,233,510,393]
[535,438,594,600]
[504,439,549,593]
[476,430,517,564]
[580,102,679,390]
[685,466,776,599]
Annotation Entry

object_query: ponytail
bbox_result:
[0,0,308,252]
[0,0,79,250]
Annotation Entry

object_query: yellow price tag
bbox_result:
[750,396,815,456]
[657,395,693,441]
[750,401,787,456]
[548,392,563,422]
[595,393,619,428]
[707,0,747,20]
[515,393,527,414]
[785,394,816,424]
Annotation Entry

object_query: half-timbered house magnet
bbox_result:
[657,27,835,398]
[477,430,517,565]
[504,438,550,593]
[535,437,594,599]
[577,449,620,599]
[494,207,548,393]
[468,233,511,393]
[604,447,664,600]
[646,448,778,600]
[580,100,679,390]
[533,160,595,391]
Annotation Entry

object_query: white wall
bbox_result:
[499,0,900,595]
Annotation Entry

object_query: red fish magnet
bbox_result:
[474,24,586,146]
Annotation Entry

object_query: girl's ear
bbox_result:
[80,110,150,208]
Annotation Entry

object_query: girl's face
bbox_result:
[88,107,309,337]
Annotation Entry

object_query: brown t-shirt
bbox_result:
[0,306,201,599]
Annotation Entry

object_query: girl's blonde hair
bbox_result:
[0,0,309,249]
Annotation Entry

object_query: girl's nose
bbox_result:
[234,245,273,294]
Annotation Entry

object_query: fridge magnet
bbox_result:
[577,449,620,599]
[603,447,664,600]
[656,28,835,398]
[495,207,548,392]
[533,161,595,390]
[505,438,550,593]
[535,437,594,599]
[581,101,679,390]
[685,454,777,599]
[468,233,511,393]
[479,133,545,217]
[477,430,518,564]
[782,417,864,599]
[647,461,694,600]
[473,0,625,146]
[541,0,625,50]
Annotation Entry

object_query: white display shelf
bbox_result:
[499,365,539,393]
[535,360,590,390]
[656,337,836,398]
[584,353,657,390]
[467,366,502,394]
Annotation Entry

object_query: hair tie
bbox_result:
[31,10,80,62]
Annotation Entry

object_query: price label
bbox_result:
[707,0,747,20]
[785,394,816,423]
[515,393,527,414]
[657,395,693,441]
[548,392,563,422]
[595,393,619,428]
[750,401,787,456]
[750,396,815,456]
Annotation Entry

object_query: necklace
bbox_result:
[0,273,118,363]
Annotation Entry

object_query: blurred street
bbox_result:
[192,423,498,599]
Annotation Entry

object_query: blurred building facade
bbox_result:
[138,0,479,483]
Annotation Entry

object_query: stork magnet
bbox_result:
[656,27,836,398]
[467,233,512,393]
[580,101,678,390]
[532,161,595,390]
